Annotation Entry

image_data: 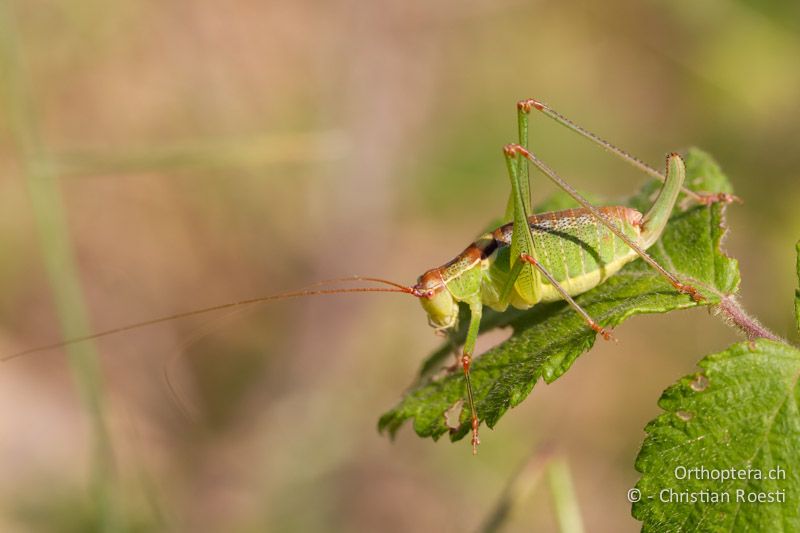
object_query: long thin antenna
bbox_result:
[4,277,417,361]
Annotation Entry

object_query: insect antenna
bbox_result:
[3,276,419,361]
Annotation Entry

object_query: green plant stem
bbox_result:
[479,446,552,533]
[53,129,348,177]
[547,457,585,533]
[480,448,585,533]
[0,3,119,530]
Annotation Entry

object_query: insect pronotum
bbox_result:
[6,99,735,454]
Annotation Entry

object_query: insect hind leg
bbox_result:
[518,98,738,206]
[506,144,704,303]
[503,100,536,222]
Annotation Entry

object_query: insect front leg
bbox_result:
[461,300,483,455]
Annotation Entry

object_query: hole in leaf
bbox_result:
[444,399,464,431]
[690,374,709,392]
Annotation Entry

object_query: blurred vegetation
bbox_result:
[1,0,798,531]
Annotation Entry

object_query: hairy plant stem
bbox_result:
[716,295,785,344]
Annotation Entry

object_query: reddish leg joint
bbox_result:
[696,192,741,206]
[461,354,471,373]
[503,143,529,158]
[517,98,545,112]
[590,321,615,342]
[676,282,704,303]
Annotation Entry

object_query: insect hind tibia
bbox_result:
[518,98,739,206]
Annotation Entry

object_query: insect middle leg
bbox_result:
[457,127,545,455]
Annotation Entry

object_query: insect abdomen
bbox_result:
[492,206,643,302]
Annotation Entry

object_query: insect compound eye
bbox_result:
[411,285,436,299]
[414,269,445,299]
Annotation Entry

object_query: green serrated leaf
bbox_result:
[378,149,740,442]
[633,339,800,531]
[683,148,735,198]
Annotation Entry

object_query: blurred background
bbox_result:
[1,0,799,531]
